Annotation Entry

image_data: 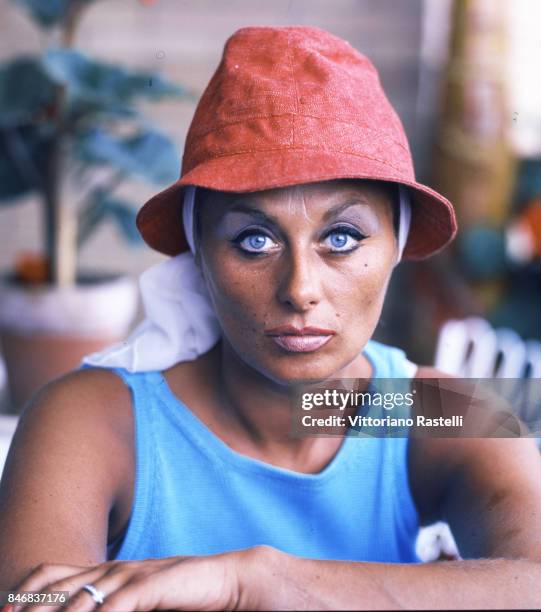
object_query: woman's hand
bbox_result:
[10,546,272,612]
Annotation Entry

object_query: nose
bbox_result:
[276,247,323,312]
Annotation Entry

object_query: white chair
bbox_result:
[434,316,541,433]
[435,316,541,378]
[0,354,19,479]
[0,351,6,393]
[417,317,541,562]
[0,414,18,479]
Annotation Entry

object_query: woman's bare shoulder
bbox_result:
[0,368,134,586]
[10,366,135,494]
[41,365,132,403]
[22,366,131,408]
[24,367,134,441]
[13,367,135,514]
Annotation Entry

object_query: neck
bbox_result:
[207,337,374,463]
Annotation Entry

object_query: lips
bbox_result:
[270,334,333,352]
[265,325,336,353]
[265,325,336,336]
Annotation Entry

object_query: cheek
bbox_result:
[203,255,270,329]
[328,256,393,356]
[334,248,393,310]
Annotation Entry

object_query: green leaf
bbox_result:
[0,58,56,127]
[67,99,139,125]
[76,190,106,248]
[0,125,51,201]
[43,49,187,106]
[76,128,180,185]
[11,0,93,28]
[102,197,144,246]
[77,191,144,247]
[12,0,70,27]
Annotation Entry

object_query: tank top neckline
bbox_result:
[151,342,382,485]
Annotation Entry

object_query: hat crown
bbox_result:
[136,26,457,261]
[182,26,412,179]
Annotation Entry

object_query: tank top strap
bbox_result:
[79,363,161,559]
[363,339,418,379]
[359,341,419,546]
[360,339,417,430]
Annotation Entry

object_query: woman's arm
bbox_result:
[0,368,132,589]
[241,548,541,610]
[240,436,541,610]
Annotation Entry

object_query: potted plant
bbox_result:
[0,0,188,412]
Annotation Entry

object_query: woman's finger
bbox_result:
[59,561,170,612]
[18,562,125,612]
[61,580,119,612]
[12,555,233,612]
[98,557,237,612]
[12,564,90,612]
[34,559,173,612]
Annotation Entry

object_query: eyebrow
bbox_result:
[225,197,373,225]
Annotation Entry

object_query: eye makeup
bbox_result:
[229,221,369,258]
[219,199,379,236]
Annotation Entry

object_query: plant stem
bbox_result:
[76,171,124,249]
[43,0,92,287]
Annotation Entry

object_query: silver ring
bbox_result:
[82,583,106,605]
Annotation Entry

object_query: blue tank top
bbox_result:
[82,339,421,563]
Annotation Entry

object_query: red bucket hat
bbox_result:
[136,26,457,260]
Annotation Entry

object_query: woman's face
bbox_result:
[197,179,398,385]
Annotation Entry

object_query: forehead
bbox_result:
[198,179,394,220]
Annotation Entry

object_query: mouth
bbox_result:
[264,325,336,353]
[269,334,334,353]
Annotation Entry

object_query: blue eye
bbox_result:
[324,226,364,252]
[233,230,277,254]
[232,225,365,256]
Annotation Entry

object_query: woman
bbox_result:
[2,25,541,611]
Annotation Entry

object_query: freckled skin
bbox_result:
[196,179,398,386]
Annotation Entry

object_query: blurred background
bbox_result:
[1,0,541,414]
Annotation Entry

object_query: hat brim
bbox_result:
[136,149,457,260]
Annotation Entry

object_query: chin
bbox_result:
[229,333,364,386]
[255,353,353,387]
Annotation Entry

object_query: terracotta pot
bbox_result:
[0,271,138,413]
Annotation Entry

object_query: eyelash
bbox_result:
[231,225,366,256]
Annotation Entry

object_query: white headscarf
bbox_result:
[81,185,411,372]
